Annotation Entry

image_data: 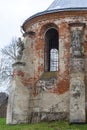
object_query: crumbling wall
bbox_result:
[7,11,87,124]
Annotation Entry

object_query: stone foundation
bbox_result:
[28,112,69,123]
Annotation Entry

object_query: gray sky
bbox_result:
[0,0,53,48]
[0,0,53,92]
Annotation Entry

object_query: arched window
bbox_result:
[45,28,59,72]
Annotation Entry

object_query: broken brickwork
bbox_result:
[7,10,87,124]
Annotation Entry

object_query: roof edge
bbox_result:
[22,7,87,31]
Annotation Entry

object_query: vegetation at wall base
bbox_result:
[0,118,87,130]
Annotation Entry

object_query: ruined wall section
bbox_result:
[7,63,30,124]
[21,35,36,84]
[84,25,87,116]
[21,11,87,122]
[69,24,86,123]
[7,11,87,124]
[7,34,37,124]
[23,11,87,94]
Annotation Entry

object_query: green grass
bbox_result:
[0,118,87,130]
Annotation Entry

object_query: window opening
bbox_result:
[45,28,59,72]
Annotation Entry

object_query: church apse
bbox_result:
[6,0,87,124]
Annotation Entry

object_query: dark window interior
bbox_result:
[45,28,59,71]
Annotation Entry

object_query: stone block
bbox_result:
[70,76,86,123]
[70,58,84,72]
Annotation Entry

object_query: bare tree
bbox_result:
[0,37,23,93]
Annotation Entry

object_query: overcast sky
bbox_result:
[0,0,53,49]
[0,0,54,92]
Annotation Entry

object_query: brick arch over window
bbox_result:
[44,27,59,72]
[39,23,58,36]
